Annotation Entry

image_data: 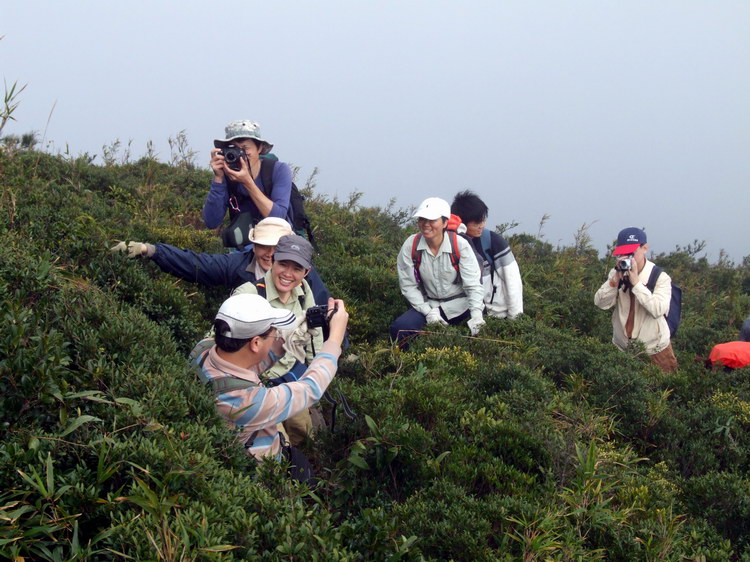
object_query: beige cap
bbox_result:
[248,218,293,246]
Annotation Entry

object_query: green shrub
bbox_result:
[2,148,750,557]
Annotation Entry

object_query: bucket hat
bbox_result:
[214,120,273,154]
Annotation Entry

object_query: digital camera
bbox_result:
[218,146,245,171]
[305,305,330,329]
[615,257,632,272]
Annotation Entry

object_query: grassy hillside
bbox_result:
[1,148,749,560]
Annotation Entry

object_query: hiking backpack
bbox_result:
[645,265,682,337]
[258,159,317,248]
[410,214,484,287]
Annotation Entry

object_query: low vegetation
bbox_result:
[1,146,749,560]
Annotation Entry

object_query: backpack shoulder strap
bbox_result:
[209,376,258,396]
[190,339,215,385]
[646,265,663,293]
[411,233,423,270]
[298,280,307,309]
[255,281,267,299]
[480,229,492,262]
[447,231,461,272]
[259,157,276,197]
[190,343,259,395]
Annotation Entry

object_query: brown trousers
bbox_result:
[649,343,678,372]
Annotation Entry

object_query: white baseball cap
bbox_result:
[413,197,451,220]
[215,294,296,339]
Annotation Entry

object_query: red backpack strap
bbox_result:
[447,230,461,272]
[411,234,423,283]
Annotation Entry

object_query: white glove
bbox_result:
[467,317,486,336]
[425,308,447,325]
[110,241,153,258]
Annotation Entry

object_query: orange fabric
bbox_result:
[709,342,750,369]
[446,214,463,231]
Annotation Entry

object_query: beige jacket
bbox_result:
[594,260,672,354]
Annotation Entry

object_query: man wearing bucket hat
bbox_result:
[233,234,323,445]
[594,227,678,371]
[203,120,295,229]
[390,197,485,348]
[192,293,348,481]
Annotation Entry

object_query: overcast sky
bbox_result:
[3,1,748,261]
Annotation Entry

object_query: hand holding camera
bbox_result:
[614,255,640,290]
[219,145,255,188]
[306,298,348,346]
[209,148,227,181]
[218,145,245,172]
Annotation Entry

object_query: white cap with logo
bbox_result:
[215,294,296,339]
[413,197,451,220]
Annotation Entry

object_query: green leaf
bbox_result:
[59,415,102,437]
[434,451,451,464]
[200,545,240,553]
[365,414,378,434]
[45,453,54,497]
[348,455,370,470]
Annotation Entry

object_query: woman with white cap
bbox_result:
[203,120,294,229]
[390,197,485,348]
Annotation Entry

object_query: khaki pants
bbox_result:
[650,343,678,372]
[283,410,313,447]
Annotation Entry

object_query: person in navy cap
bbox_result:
[594,227,678,372]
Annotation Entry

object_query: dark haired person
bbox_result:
[390,197,485,348]
[203,120,294,229]
[233,234,323,445]
[193,293,348,480]
[450,190,523,319]
[594,227,678,372]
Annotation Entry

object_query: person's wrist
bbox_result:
[328,324,346,345]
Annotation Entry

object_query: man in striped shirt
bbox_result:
[194,293,349,473]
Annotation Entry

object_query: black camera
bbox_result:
[615,257,632,272]
[306,305,330,329]
[218,145,245,171]
[306,304,339,342]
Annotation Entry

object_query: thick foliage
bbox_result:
[0,149,748,559]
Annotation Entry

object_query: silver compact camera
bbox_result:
[615,257,632,272]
